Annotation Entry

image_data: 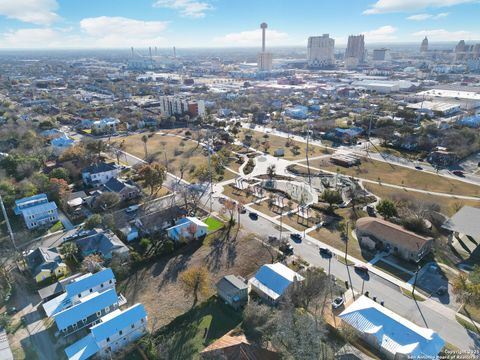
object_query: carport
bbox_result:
[442,206,480,254]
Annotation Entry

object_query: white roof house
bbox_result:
[248,263,304,304]
[340,296,444,359]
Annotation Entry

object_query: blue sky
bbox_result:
[0,0,479,48]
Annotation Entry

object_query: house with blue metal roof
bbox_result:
[53,288,120,335]
[43,268,116,317]
[340,296,444,359]
[14,194,59,230]
[65,304,148,360]
[248,263,304,305]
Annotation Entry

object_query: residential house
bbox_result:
[167,217,208,242]
[74,230,130,260]
[356,217,433,263]
[82,162,120,186]
[14,194,59,230]
[53,288,119,335]
[200,330,279,360]
[102,178,140,201]
[92,118,120,133]
[340,296,444,360]
[43,268,116,317]
[248,263,304,305]
[51,134,74,153]
[65,303,147,360]
[25,247,68,284]
[285,105,308,119]
[216,275,248,309]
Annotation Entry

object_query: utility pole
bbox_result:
[305,119,312,188]
[344,221,355,300]
[0,194,18,256]
[207,130,213,214]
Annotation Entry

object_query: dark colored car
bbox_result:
[354,264,369,273]
[415,166,423,170]
[6,307,17,315]
[320,248,333,258]
[290,233,302,242]
[280,242,294,255]
[249,212,258,220]
[453,170,465,177]
[366,206,376,217]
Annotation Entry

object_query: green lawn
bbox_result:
[154,297,242,360]
[373,260,413,282]
[49,221,64,233]
[204,217,224,232]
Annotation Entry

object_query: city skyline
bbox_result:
[0,0,479,49]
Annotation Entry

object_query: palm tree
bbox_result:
[61,242,79,263]
[141,134,149,159]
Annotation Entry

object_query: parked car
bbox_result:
[415,166,423,170]
[249,212,258,220]
[453,170,464,177]
[280,242,294,255]
[6,307,17,315]
[290,233,302,242]
[354,264,369,273]
[366,205,376,217]
[125,204,140,213]
[332,297,345,309]
[319,247,333,258]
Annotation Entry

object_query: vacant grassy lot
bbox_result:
[306,157,480,197]
[120,229,271,331]
[154,297,242,360]
[239,129,326,160]
[364,183,480,216]
[114,133,207,181]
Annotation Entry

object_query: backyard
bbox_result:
[119,229,271,332]
[151,296,242,360]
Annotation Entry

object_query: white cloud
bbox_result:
[0,0,60,25]
[412,28,478,41]
[364,0,475,14]
[79,17,169,47]
[153,0,212,18]
[363,25,398,42]
[407,12,450,20]
[213,28,289,46]
[0,17,170,48]
[407,13,432,20]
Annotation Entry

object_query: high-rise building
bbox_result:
[159,96,205,117]
[345,34,365,67]
[257,22,273,71]
[307,34,335,68]
[372,48,388,61]
[454,40,480,62]
[420,36,429,53]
